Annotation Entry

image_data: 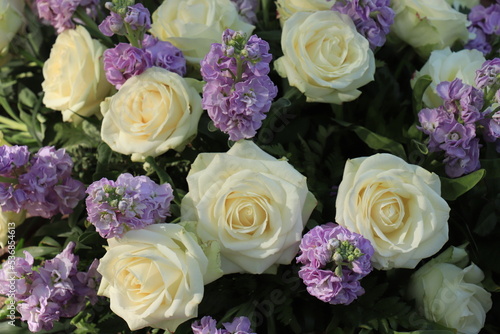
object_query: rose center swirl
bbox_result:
[224,191,270,236]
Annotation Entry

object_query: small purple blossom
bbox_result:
[465,4,500,55]
[98,11,125,36]
[468,4,500,35]
[222,316,255,334]
[192,316,223,334]
[0,145,30,176]
[144,37,187,77]
[475,58,500,89]
[191,316,255,334]
[436,79,484,124]
[85,173,174,239]
[296,223,373,305]
[123,3,151,31]
[331,0,395,50]
[103,43,153,89]
[34,0,100,34]
[231,0,259,24]
[17,147,86,218]
[444,137,482,178]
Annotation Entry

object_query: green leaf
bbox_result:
[334,119,407,159]
[412,74,433,115]
[440,169,486,201]
[20,246,60,259]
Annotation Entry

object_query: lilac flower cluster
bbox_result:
[465,2,500,55]
[85,173,174,239]
[191,316,255,334]
[230,0,259,24]
[0,145,86,218]
[99,2,151,38]
[100,2,186,89]
[201,29,278,141]
[296,223,374,305]
[331,0,395,50]
[34,0,99,34]
[418,60,500,177]
[0,242,100,332]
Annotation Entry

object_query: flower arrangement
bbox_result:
[0,0,499,333]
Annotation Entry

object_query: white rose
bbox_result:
[97,223,222,332]
[181,140,317,275]
[100,67,203,162]
[408,246,492,334]
[275,0,333,26]
[274,11,375,104]
[445,0,479,10]
[391,0,470,58]
[335,153,450,270]
[0,0,24,53]
[150,0,254,66]
[411,48,486,108]
[42,25,113,124]
[0,209,25,248]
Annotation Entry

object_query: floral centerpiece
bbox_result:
[0,0,499,333]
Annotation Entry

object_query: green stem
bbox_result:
[145,156,182,206]
[125,23,141,48]
[0,176,19,184]
[74,7,114,48]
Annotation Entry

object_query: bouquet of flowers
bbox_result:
[0,0,499,333]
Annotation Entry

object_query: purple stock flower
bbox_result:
[0,146,85,217]
[124,3,151,31]
[103,43,153,89]
[1,242,101,332]
[231,0,259,24]
[436,79,484,124]
[332,0,394,49]
[469,4,500,35]
[465,27,492,55]
[191,316,255,334]
[86,173,174,238]
[444,137,481,178]
[475,58,500,89]
[222,316,255,334]
[296,223,373,305]
[99,11,125,36]
[34,0,99,34]
[17,147,85,218]
[201,29,278,141]
[466,4,500,55]
[144,37,187,77]
[192,316,225,334]
[0,145,29,176]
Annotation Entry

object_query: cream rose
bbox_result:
[42,25,113,124]
[0,0,24,54]
[150,0,254,66]
[100,67,203,161]
[408,246,492,334]
[181,140,317,275]
[411,48,486,108]
[274,10,375,104]
[97,223,222,332]
[335,153,450,270]
[275,0,333,26]
[391,0,470,58]
[0,209,25,249]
